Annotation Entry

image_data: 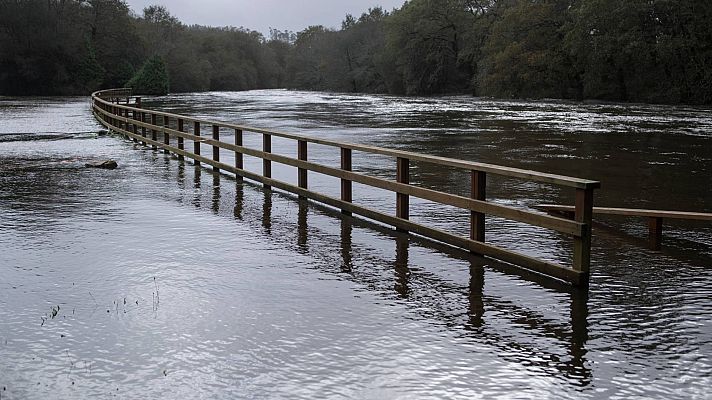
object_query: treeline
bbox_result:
[288,0,712,104]
[0,1,282,95]
[1,0,710,104]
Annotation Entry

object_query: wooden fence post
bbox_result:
[263,133,272,189]
[163,115,170,153]
[122,108,128,138]
[140,112,147,144]
[177,118,184,160]
[298,140,307,197]
[212,125,220,172]
[194,121,201,166]
[396,157,410,229]
[117,107,123,132]
[573,188,594,282]
[150,114,157,151]
[132,109,138,143]
[470,170,486,243]
[341,148,352,215]
[235,128,243,182]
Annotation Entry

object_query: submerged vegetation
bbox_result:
[0,0,710,104]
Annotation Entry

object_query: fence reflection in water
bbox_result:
[178,160,592,381]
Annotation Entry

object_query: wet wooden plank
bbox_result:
[162,115,170,154]
[177,118,184,160]
[341,148,352,215]
[150,113,157,151]
[535,204,712,221]
[235,128,243,182]
[212,125,220,172]
[263,133,271,189]
[396,157,409,222]
[573,189,594,276]
[470,170,486,243]
[194,121,201,166]
[298,140,308,190]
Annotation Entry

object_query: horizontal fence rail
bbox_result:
[91,88,600,285]
[536,204,712,251]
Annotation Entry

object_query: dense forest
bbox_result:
[1,0,710,104]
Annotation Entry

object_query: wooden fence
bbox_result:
[91,88,601,286]
[536,204,712,250]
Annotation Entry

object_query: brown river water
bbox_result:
[0,90,711,399]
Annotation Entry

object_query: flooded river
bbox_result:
[1,91,711,399]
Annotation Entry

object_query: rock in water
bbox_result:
[85,160,118,170]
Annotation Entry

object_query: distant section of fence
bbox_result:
[91,88,601,286]
[535,204,712,250]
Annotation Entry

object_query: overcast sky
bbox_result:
[124,0,406,36]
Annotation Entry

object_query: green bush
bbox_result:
[126,56,169,95]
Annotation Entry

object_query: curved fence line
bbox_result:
[91,88,599,286]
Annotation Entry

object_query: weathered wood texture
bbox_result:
[92,88,600,286]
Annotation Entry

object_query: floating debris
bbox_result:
[85,160,118,169]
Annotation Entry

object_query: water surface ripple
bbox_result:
[0,92,710,399]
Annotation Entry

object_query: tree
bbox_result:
[477,0,577,99]
[287,25,336,90]
[561,0,712,103]
[339,8,390,93]
[138,5,182,58]
[649,0,712,103]
[383,0,475,95]
[84,0,143,88]
[77,40,106,91]
[126,56,169,94]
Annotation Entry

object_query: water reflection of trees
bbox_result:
[169,160,593,386]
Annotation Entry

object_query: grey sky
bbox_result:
[124,0,406,36]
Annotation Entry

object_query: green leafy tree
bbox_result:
[287,25,336,90]
[383,0,475,95]
[126,56,169,94]
[477,0,577,99]
[84,0,143,88]
[339,8,390,93]
[77,40,106,91]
